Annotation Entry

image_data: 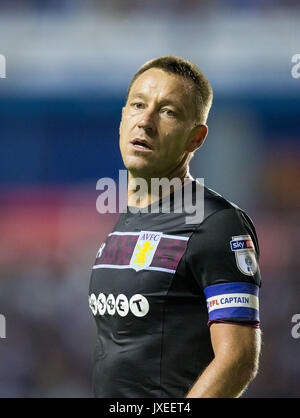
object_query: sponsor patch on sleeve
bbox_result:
[230,235,258,276]
[203,282,259,322]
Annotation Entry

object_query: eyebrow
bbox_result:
[129,92,185,115]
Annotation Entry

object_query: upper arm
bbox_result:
[210,322,261,374]
[187,208,261,326]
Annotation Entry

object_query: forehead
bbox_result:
[129,68,193,106]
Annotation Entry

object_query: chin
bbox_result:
[123,156,153,174]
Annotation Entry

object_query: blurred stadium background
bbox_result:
[0,0,299,397]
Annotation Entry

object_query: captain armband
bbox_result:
[203,282,259,322]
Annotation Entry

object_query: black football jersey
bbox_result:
[89,181,261,398]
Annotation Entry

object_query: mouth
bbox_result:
[130,138,153,152]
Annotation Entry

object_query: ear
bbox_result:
[187,124,208,152]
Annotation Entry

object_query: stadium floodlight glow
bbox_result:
[0,54,6,79]
[96,170,204,224]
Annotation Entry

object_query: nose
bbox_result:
[137,108,156,135]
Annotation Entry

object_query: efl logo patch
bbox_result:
[206,293,258,313]
[130,231,162,271]
[230,235,258,276]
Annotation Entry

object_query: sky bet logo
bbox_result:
[0,55,6,78]
[230,236,254,251]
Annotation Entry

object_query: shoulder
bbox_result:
[203,185,255,224]
[203,185,241,219]
[186,185,262,289]
[194,184,260,256]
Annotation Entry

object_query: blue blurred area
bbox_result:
[1,94,299,185]
[0,97,124,184]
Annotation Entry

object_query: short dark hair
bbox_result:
[126,55,213,125]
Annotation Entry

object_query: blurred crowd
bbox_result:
[0,0,300,14]
[0,187,119,397]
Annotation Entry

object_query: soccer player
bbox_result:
[89,56,261,398]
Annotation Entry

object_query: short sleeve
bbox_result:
[186,208,261,326]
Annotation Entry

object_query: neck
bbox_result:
[127,164,194,208]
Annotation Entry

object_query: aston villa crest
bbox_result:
[130,231,162,271]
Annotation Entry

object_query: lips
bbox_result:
[130,138,153,151]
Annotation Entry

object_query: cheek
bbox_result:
[119,119,126,136]
[120,115,135,138]
[161,130,187,155]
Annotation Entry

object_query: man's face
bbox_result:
[119,68,198,179]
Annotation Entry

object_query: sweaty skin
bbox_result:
[185,323,261,398]
[119,68,207,208]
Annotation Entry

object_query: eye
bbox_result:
[162,108,176,117]
[131,102,145,110]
